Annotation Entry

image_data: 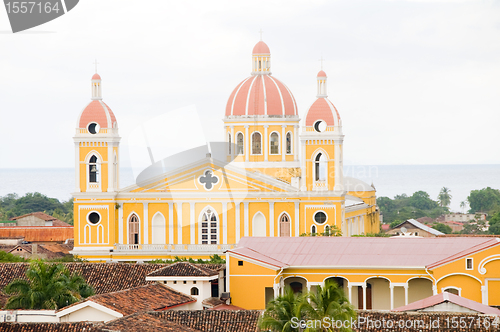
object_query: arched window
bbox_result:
[270,132,279,154]
[286,132,292,154]
[324,225,330,236]
[314,153,327,181]
[228,133,231,154]
[191,287,199,295]
[311,225,317,234]
[129,214,140,245]
[290,282,303,294]
[89,155,98,183]
[201,208,218,245]
[237,133,244,154]
[279,213,290,237]
[251,132,262,155]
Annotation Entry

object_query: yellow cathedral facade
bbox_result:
[71,40,380,261]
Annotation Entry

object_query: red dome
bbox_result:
[305,98,340,127]
[92,73,101,80]
[252,41,270,54]
[77,100,117,129]
[226,75,297,117]
[317,70,327,77]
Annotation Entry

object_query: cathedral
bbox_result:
[71,40,380,261]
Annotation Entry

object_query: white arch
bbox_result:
[235,132,244,155]
[405,276,434,284]
[199,205,218,244]
[252,212,266,237]
[311,224,317,234]
[283,275,309,282]
[269,131,280,155]
[251,131,263,155]
[277,212,291,237]
[442,286,461,296]
[152,212,166,244]
[84,224,90,244]
[84,150,104,163]
[126,212,141,245]
[364,276,392,283]
[285,131,293,154]
[312,148,329,183]
[323,275,351,284]
[436,273,483,285]
[97,224,104,244]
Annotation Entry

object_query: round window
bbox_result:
[88,212,101,224]
[313,120,327,133]
[314,211,327,224]
[88,123,100,134]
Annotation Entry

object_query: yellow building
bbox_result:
[71,40,380,261]
[226,236,500,310]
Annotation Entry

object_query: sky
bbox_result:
[1,0,500,170]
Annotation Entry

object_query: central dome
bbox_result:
[225,41,298,117]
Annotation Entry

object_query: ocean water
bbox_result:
[0,165,498,212]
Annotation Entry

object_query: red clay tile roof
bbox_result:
[59,283,195,316]
[0,322,99,332]
[0,263,221,295]
[0,227,73,242]
[9,212,57,221]
[202,297,225,308]
[148,262,219,277]
[210,304,246,310]
[99,312,202,332]
[152,310,262,332]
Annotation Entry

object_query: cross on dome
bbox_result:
[319,56,325,70]
[93,59,99,73]
[259,28,264,41]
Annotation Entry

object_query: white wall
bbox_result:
[160,280,212,310]
[59,306,118,322]
[0,310,58,323]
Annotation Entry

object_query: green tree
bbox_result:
[461,217,487,235]
[259,286,309,332]
[488,212,500,235]
[468,187,500,214]
[4,260,94,309]
[438,187,452,208]
[303,281,356,331]
[389,220,402,229]
[432,223,452,234]
[0,251,27,262]
[409,191,438,210]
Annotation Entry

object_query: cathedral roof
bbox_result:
[92,73,101,80]
[252,40,270,54]
[225,75,297,117]
[317,70,327,77]
[304,97,340,126]
[77,100,117,129]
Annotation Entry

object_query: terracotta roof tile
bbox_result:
[9,212,57,221]
[153,310,261,332]
[59,284,195,316]
[148,262,219,277]
[99,312,202,332]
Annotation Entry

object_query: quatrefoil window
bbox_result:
[198,170,219,190]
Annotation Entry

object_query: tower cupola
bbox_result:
[251,40,271,75]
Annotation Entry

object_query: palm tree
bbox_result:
[460,201,468,214]
[303,280,357,332]
[4,260,94,309]
[259,286,309,332]
[438,187,452,208]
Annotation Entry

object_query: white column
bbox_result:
[300,139,307,190]
[177,203,183,244]
[75,142,80,192]
[294,202,300,237]
[235,203,241,243]
[362,284,367,310]
[307,283,311,293]
[244,202,249,237]
[390,284,394,310]
[244,125,249,162]
[230,126,235,161]
[269,202,274,237]
[404,284,409,306]
[168,202,174,244]
[190,202,195,245]
[108,144,114,192]
[143,203,148,244]
[223,202,228,244]
[274,284,280,298]
[481,285,488,305]
[118,203,123,244]
[348,283,352,304]
[281,125,286,161]
[294,125,299,161]
[432,285,437,295]
[264,125,269,161]
[334,142,341,191]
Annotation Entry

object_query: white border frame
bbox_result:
[86,210,102,226]
[250,131,263,155]
[269,131,280,155]
[313,210,328,225]
[285,131,293,155]
[235,132,244,155]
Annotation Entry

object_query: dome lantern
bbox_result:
[251,40,271,75]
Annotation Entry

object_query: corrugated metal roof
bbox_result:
[397,219,444,236]
[393,292,500,315]
[231,236,497,268]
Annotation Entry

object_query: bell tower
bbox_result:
[74,73,120,193]
[300,70,344,192]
